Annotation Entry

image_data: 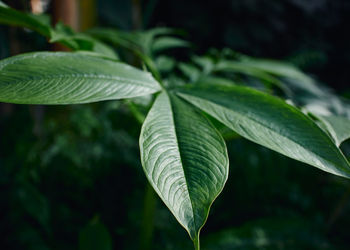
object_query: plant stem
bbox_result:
[193,235,200,250]
[139,183,157,250]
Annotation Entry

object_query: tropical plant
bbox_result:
[1,2,350,249]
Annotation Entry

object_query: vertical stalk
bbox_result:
[139,183,157,250]
[128,1,158,248]
[128,101,157,250]
[193,235,200,250]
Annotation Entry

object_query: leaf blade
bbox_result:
[316,115,350,147]
[139,92,229,241]
[0,52,161,104]
[177,85,350,178]
[0,4,51,37]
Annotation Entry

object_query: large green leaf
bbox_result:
[177,85,350,178]
[139,92,229,244]
[0,52,161,104]
[0,4,51,37]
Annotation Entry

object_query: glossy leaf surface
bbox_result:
[0,52,161,104]
[140,92,229,241]
[316,115,350,146]
[177,85,350,178]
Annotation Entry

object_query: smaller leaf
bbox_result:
[0,4,51,37]
[238,58,314,84]
[192,56,215,74]
[152,37,190,53]
[177,85,350,178]
[0,1,8,7]
[178,63,201,82]
[0,52,161,104]
[155,56,176,73]
[50,22,118,59]
[195,76,236,87]
[316,115,350,147]
[214,60,284,89]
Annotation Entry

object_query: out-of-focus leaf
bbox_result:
[17,184,50,230]
[88,27,184,57]
[155,56,176,73]
[192,55,215,74]
[0,52,161,104]
[79,218,112,250]
[87,28,140,52]
[0,4,51,37]
[140,92,229,244]
[178,63,201,82]
[196,76,236,87]
[214,60,284,89]
[152,37,190,53]
[50,23,118,59]
[0,1,8,7]
[177,85,350,178]
[238,58,314,84]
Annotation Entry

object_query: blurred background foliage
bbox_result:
[0,0,350,249]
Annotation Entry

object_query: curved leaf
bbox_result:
[50,23,118,59]
[316,115,350,147]
[152,37,190,53]
[0,52,161,104]
[0,4,51,37]
[139,92,229,243]
[177,85,350,178]
[0,1,8,7]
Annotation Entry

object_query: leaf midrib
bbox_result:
[0,74,156,89]
[166,92,197,237]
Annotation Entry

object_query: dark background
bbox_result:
[98,0,350,91]
[0,0,350,249]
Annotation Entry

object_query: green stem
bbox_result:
[193,235,200,250]
[135,51,163,87]
[139,183,157,250]
[126,100,145,124]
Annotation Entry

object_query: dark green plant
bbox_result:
[1,2,350,249]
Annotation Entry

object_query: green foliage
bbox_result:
[0,4,350,250]
[140,92,228,243]
[177,85,350,178]
[316,115,350,147]
[0,2,51,37]
[0,52,160,104]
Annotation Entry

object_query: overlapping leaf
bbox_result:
[0,52,161,104]
[152,37,190,53]
[140,92,229,243]
[0,3,51,37]
[177,85,350,178]
[316,115,350,146]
